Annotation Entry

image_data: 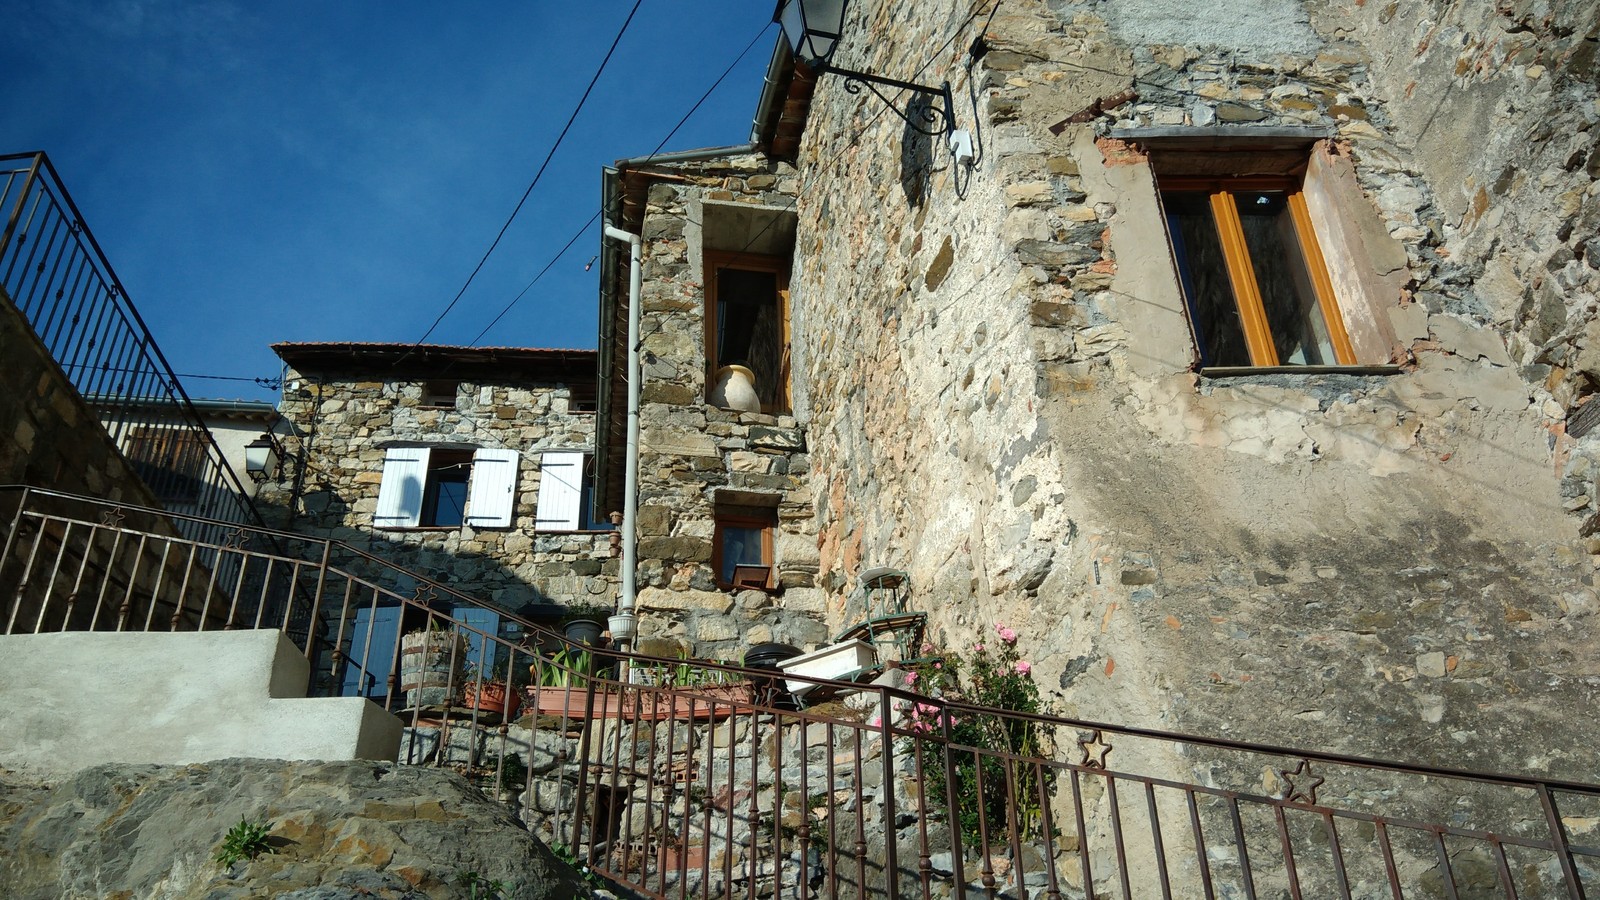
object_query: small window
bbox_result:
[374,446,515,529]
[713,509,776,591]
[1161,177,1355,368]
[568,383,597,414]
[419,450,472,526]
[421,380,459,409]
[705,252,790,413]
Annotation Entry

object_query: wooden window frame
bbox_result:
[1160,174,1357,368]
[704,250,792,415]
[712,512,776,592]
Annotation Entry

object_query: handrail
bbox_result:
[3,483,1597,899]
[0,152,264,529]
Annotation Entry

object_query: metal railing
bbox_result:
[3,484,1597,900]
[0,151,262,529]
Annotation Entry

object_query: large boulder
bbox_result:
[0,758,589,900]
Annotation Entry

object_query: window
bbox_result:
[533,451,608,531]
[374,446,519,529]
[705,252,790,413]
[713,509,776,591]
[125,426,208,503]
[421,380,459,409]
[1160,176,1356,368]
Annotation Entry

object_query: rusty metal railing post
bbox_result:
[571,644,601,854]
[880,682,901,900]
[1540,784,1590,900]
[0,487,33,633]
[0,153,41,260]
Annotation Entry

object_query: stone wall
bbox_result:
[0,291,160,509]
[783,0,1600,779]
[258,367,617,613]
[621,156,832,659]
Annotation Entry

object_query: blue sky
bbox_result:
[2,1,779,401]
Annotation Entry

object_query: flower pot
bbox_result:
[398,631,467,707]
[780,639,878,699]
[563,618,605,646]
[465,680,522,718]
[709,364,760,413]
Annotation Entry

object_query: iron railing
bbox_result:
[2,484,1597,900]
[0,152,262,529]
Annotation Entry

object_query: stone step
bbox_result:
[0,629,401,775]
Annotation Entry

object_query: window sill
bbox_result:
[534,529,616,535]
[1199,365,1402,378]
[376,526,462,533]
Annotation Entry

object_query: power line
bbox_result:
[399,0,647,360]
[469,18,774,347]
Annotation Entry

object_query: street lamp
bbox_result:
[772,0,966,147]
[243,433,282,483]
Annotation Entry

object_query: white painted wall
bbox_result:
[0,630,401,776]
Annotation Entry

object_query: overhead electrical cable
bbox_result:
[397,0,646,361]
[468,18,774,346]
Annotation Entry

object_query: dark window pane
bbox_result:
[1165,193,1250,367]
[715,268,782,408]
[1233,191,1336,365]
[422,454,471,527]
[718,525,767,584]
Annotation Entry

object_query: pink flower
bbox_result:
[903,671,918,684]
[869,714,882,727]
[995,624,1018,644]
[1014,661,1032,675]
[933,662,942,669]
[974,642,985,652]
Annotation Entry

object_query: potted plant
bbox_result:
[560,603,612,645]
[463,657,523,718]
[398,620,467,708]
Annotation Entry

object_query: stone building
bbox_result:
[259,343,618,658]
[595,0,1600,778]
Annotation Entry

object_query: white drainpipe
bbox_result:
[604,223,643,651]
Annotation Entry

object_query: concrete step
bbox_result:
[0,629,401,775]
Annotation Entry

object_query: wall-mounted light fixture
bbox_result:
[243,433,283,483]
[774,0,970,159]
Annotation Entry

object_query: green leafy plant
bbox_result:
[905,623,1055,847]
[215,818,275,867]
[537,647,592,688]
[550,842,604,888]
[457,869,510,899]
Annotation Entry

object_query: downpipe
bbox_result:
[602,224,643,653]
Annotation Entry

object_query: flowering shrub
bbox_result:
[905,623,1054,846]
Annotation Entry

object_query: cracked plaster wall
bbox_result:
[786,0,1600,779]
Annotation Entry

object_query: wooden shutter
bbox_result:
[374,447,429,528]
[466,448,519,528]
[534,451,583,532]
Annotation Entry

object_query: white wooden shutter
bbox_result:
[534,451,583,532]
[373,446,429,528]
[466,448,519,528]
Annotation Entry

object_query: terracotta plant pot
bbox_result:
[709,364,760,413]
[464,680,522,718]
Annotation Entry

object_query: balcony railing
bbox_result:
[0,151,262,529]
[3,484,1598,900]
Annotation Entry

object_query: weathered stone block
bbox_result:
[637,587,734,614]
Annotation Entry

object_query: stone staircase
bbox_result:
[0,629,400,774]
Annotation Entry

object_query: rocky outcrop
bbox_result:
[0,758,588,900]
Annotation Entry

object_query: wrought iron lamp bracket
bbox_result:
[819,65,955,138]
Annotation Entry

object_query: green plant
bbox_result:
[905,623,1055,848]
[550,842,604,888]
[537,647,592,688]
[215,818,275,867]
[457,869,510,899]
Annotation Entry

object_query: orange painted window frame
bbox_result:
[712,512,777,592]
[1162,176,1357,367]
[704,251,792,414]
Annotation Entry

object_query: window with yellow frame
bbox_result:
[1160,176,1356,369]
